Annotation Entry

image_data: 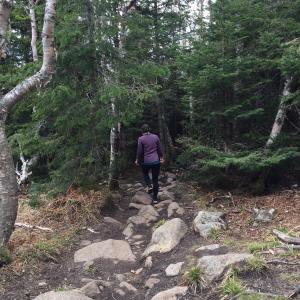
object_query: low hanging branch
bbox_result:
[273,229,300,245]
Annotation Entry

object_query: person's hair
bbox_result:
[141,124,151,133]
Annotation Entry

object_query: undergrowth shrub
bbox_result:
[176,138,299,193]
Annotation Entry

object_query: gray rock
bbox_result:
[154,199,173,209]
[145,256,153,268]
[132,191,152,205]
[115,274,126,282]
[167,202,185,218]
[127,215,148,225]
[134,183,143,188]
[193,211,226,238]
[123,223,134,238]
[253,208,276,222]
[80,281,101,298]
[114,289,126,296]
[195,244,222,253]
[165,172,176,180]
[74,239,136,263]
[129,203,145,210]
[197,253,253,283]
[132,234,143,240]
[138,205,159,223]
[80,240,92,247]
[119,281,137,293]
[151,286,188,300]
[145,277,160,289]
[83,260,94,271]
[165,262,184,277]
[33,291,92,300]
[143,218,188,257]
[103,217,122,228]
[158,191,175,202]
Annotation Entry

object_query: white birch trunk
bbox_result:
[0,0,12,60]
[0,0,57,246]
[266,77,292,148]
[29,0,38,61]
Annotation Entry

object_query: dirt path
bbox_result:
[1,172,300,300]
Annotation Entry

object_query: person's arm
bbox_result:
[135,138,143,165]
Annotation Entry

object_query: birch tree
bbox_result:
[0,0,57,246]
[29,0,38,61]
[0,0,12,60]
[266,77,292,148]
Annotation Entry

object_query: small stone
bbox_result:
[114,289,126,296]
[132,267,143,275]
[167,202,185,218]
[83,260,94,271]
[103,217,122,228]
[80,240,92,247]
[38,281,47,287]
[165,262,184,277]
[119,281,137,293]
[145,277,160,289]
[145,256,153,268]
[129,203,145,210]
[127,215,147,225]
[195,244,222,253]
[134,183,143,188]
[123,223,134,238]
[33,291,92,300]
[80,281,101,298]
[154,199,173,209]
[132,191,152,205]
[132,235,143,240]
[115,274,126,282]
[253,208,276,222]
[151,286,188,300]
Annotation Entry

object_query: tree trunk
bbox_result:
[109,100,120,191]
[0,120,18,246]
[29,0,38,61]
[266,77,292,148]
[157,98,174,163]
[0,0,12,60]
[0,0,56,246]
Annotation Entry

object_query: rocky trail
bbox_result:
[1,172,300,300]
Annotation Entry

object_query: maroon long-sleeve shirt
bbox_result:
[136,133,163,164]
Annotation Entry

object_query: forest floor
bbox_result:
[0,170,299,300]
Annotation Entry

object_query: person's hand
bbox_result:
[135,159,139,166]
[160,158,165,164]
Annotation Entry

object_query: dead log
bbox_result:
[273,229,300,245]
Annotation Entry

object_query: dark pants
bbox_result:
[142,164,160,200]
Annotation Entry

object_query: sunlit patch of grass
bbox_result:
[208,228,222,240]
[245,257,268,273]
[247,240,280,253]
[0,247,12,267]
[182,266,206,293]
[220,275,246,298]
[153,219,166,231]
[280,273,300,283]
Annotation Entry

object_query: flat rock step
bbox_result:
[74,239,136,263]
[33,291,92,300]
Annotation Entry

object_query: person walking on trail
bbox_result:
[135,124,164,204]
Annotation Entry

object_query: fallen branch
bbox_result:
[266,259,300,266]
[87,227,99,233]
[15,222,53,232]
[273,229,300,245]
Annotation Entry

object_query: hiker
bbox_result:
[135,124,164,204]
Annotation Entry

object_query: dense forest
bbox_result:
[0,0,300,246]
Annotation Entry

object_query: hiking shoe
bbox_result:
[147,185,153,194]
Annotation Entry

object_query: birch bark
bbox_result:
[29,0,38,61]
[0,0,12,60]
[266,77,292,148]
[0,0,56,246]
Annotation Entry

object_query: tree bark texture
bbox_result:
[266,77,292,148]
[0,0,12,60]
[29,0,38,61]
[157,98,174,163]
[0,0,56,246]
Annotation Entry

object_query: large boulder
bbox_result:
[132,191,152,205]
[167,202,185,218]
[151,286,188,300]
[197,253,253,283]
[143,218,188,257]
[33,291,92,300]
[193,211,226,238]
[74,239,136,263]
